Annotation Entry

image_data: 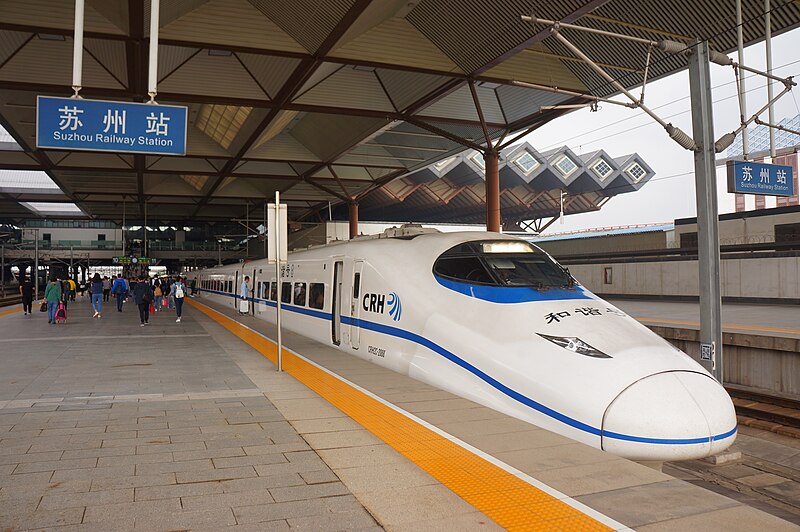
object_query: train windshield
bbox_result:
[433,240,574,289]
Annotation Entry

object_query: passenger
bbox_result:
[102,276,111,302]
[132,276,153,326]
[44,275,61,325]
[90,273,103,318]
[112,273,128,312]
[170,276,187,323]
[153,278,163,312]
[241,276,250,300]
[19,276,34,315]
[59,278,70,311]
[67,278,76,301]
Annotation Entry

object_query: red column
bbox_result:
[485,149,501,233]
[348,201,359,239]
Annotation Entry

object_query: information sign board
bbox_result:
[37,96,187,156]
[726,160,794,197]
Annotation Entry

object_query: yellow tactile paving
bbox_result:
[188,298,613,531]
[0,307,22,317]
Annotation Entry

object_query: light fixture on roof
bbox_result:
[208,49,233,57]
[554,155,578,177]
[625,162,647,182]
[38,33,66,41]
[591,159,613,180]
[513,151,539,174]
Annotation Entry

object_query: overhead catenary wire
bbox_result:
[536,58,800,153]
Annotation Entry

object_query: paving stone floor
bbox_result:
[0,297,381,531]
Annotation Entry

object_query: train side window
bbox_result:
[281,282,292,303]
[293,283,307,306]
[269,281,277,301]
[353,272,360,298]
[309,283,324,309]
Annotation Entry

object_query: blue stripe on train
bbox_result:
[198,288,737,446]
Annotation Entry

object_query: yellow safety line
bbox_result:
[0,307,22,317]
[187,298,611,531]
[634,316,800,335]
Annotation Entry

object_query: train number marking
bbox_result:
[368,345,386,358]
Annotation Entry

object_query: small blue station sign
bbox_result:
[36,96,187,156]
[726,160,794,197]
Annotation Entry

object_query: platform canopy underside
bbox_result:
[0,0,797,225]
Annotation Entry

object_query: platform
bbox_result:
[0,297,796,531]
[607,299,800,340]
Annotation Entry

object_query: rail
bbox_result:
[727,385,800,435]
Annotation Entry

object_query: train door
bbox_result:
[350,260,363,350]
[251,267,257,315]
[331,260,343,346]
[234,270,239,308]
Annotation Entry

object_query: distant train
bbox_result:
[188,227,736,462]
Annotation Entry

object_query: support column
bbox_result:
[689,41,724,383]
[484,149,501,232]
[348,201,359,240]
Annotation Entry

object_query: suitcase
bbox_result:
[239,300,249,314]
[54,302,67,323]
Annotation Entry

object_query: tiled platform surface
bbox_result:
[0,296,795,531]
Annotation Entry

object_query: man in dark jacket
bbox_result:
[132,277,153,326]
[19,275,34,315]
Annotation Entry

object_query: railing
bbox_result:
[8,240,121,251]
[147,241,245,252]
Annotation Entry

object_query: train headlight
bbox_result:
[537,334,611,358]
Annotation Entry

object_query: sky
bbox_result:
[523,29,800,234]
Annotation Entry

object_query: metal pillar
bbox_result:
[736,0,749,158]
[689,41,724,383]
[34,229,39,297]
[765,0,775,158]
[484,149,501,232]
[348,201,359,239]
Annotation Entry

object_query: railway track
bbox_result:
[727,386,800,436]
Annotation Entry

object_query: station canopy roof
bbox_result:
[0,0,798,226]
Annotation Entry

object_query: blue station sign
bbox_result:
[726,160,794,197]
[36,96,187,156]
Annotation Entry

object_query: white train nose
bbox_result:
[601,371,737,461]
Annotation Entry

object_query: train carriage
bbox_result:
[188,226,737,462]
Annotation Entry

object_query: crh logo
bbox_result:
[362,292,402,322]
[387,292,402,321]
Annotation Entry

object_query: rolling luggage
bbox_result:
[239,299,249,314]
[54,302,67,323]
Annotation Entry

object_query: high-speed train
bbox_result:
[188,226,736,462]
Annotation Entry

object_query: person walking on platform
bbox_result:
[44,275,61,325]
[90,273,104,318]
[170,276,187,323]
[67,278,76,301]
[19,276,34,315]
[112,274,128,312]
[132,277,154,326]
[102,276,111,302]
[153,279,163,312]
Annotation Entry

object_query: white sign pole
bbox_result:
[148,0,160,103]
[72,0,85,97]
[275,191,282,372]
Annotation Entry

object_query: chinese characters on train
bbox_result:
[544,307,626,324]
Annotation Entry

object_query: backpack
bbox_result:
[175,284,185,298]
